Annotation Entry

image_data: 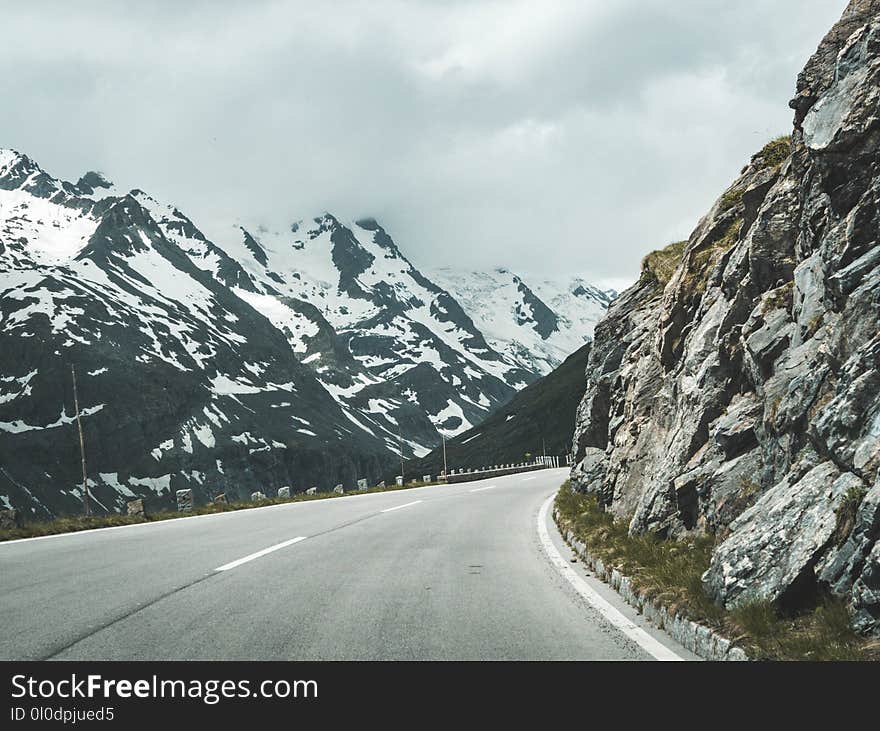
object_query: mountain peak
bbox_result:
[76,170,113,194]
[0,148,44,190]
[0,147,26,173]
[354,217,381,231]
[239,226,269,266]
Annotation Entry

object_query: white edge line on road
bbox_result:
[215,536,307,572]
[380,500,422,513]
[537,495,685,662]
[523,476,538,481]
[469,485,496,492]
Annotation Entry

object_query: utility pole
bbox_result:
[71,365,90,516]
[442,434,448,479]
[398,425,405,483]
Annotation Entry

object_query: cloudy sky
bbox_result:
[1,1,847,289]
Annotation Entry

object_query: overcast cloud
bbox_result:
[0,1,848,288]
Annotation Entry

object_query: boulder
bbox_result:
[126,499,145,517]
[305,487,317,496]
[703,462,863,608]
[0,509,20,530]
[251,491,266,502]
[333,484,344,494]
[277,487,290,499]
[357,479,368,491]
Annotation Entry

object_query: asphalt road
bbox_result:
[0,468,697,660]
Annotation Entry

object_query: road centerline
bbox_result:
[215,536,307,572]
[380,500,422,513]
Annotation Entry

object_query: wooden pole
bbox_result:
[71,365,90,516]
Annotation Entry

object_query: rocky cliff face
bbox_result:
[569,0,880,635]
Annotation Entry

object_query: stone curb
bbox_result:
[553,507,749,661]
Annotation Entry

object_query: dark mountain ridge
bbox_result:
[400,342,591,480]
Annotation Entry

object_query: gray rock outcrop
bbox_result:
[569,0,880,634]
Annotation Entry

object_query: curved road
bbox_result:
[0,468,696,660]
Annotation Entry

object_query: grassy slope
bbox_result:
[397,342,591,479]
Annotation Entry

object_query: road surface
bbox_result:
[0,468,697,660]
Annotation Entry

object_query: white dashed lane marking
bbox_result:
[380,500,422,514]
[215,537,307,572]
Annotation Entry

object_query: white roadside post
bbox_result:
[176,489,193,512]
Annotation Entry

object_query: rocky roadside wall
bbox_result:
[568,0,880,635]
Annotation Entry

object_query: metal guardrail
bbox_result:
[442,462,550,484]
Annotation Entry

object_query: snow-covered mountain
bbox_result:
[190,214,536,454]
[0,148,611,517]
[0,151,400,518]
[430,267,614,375]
